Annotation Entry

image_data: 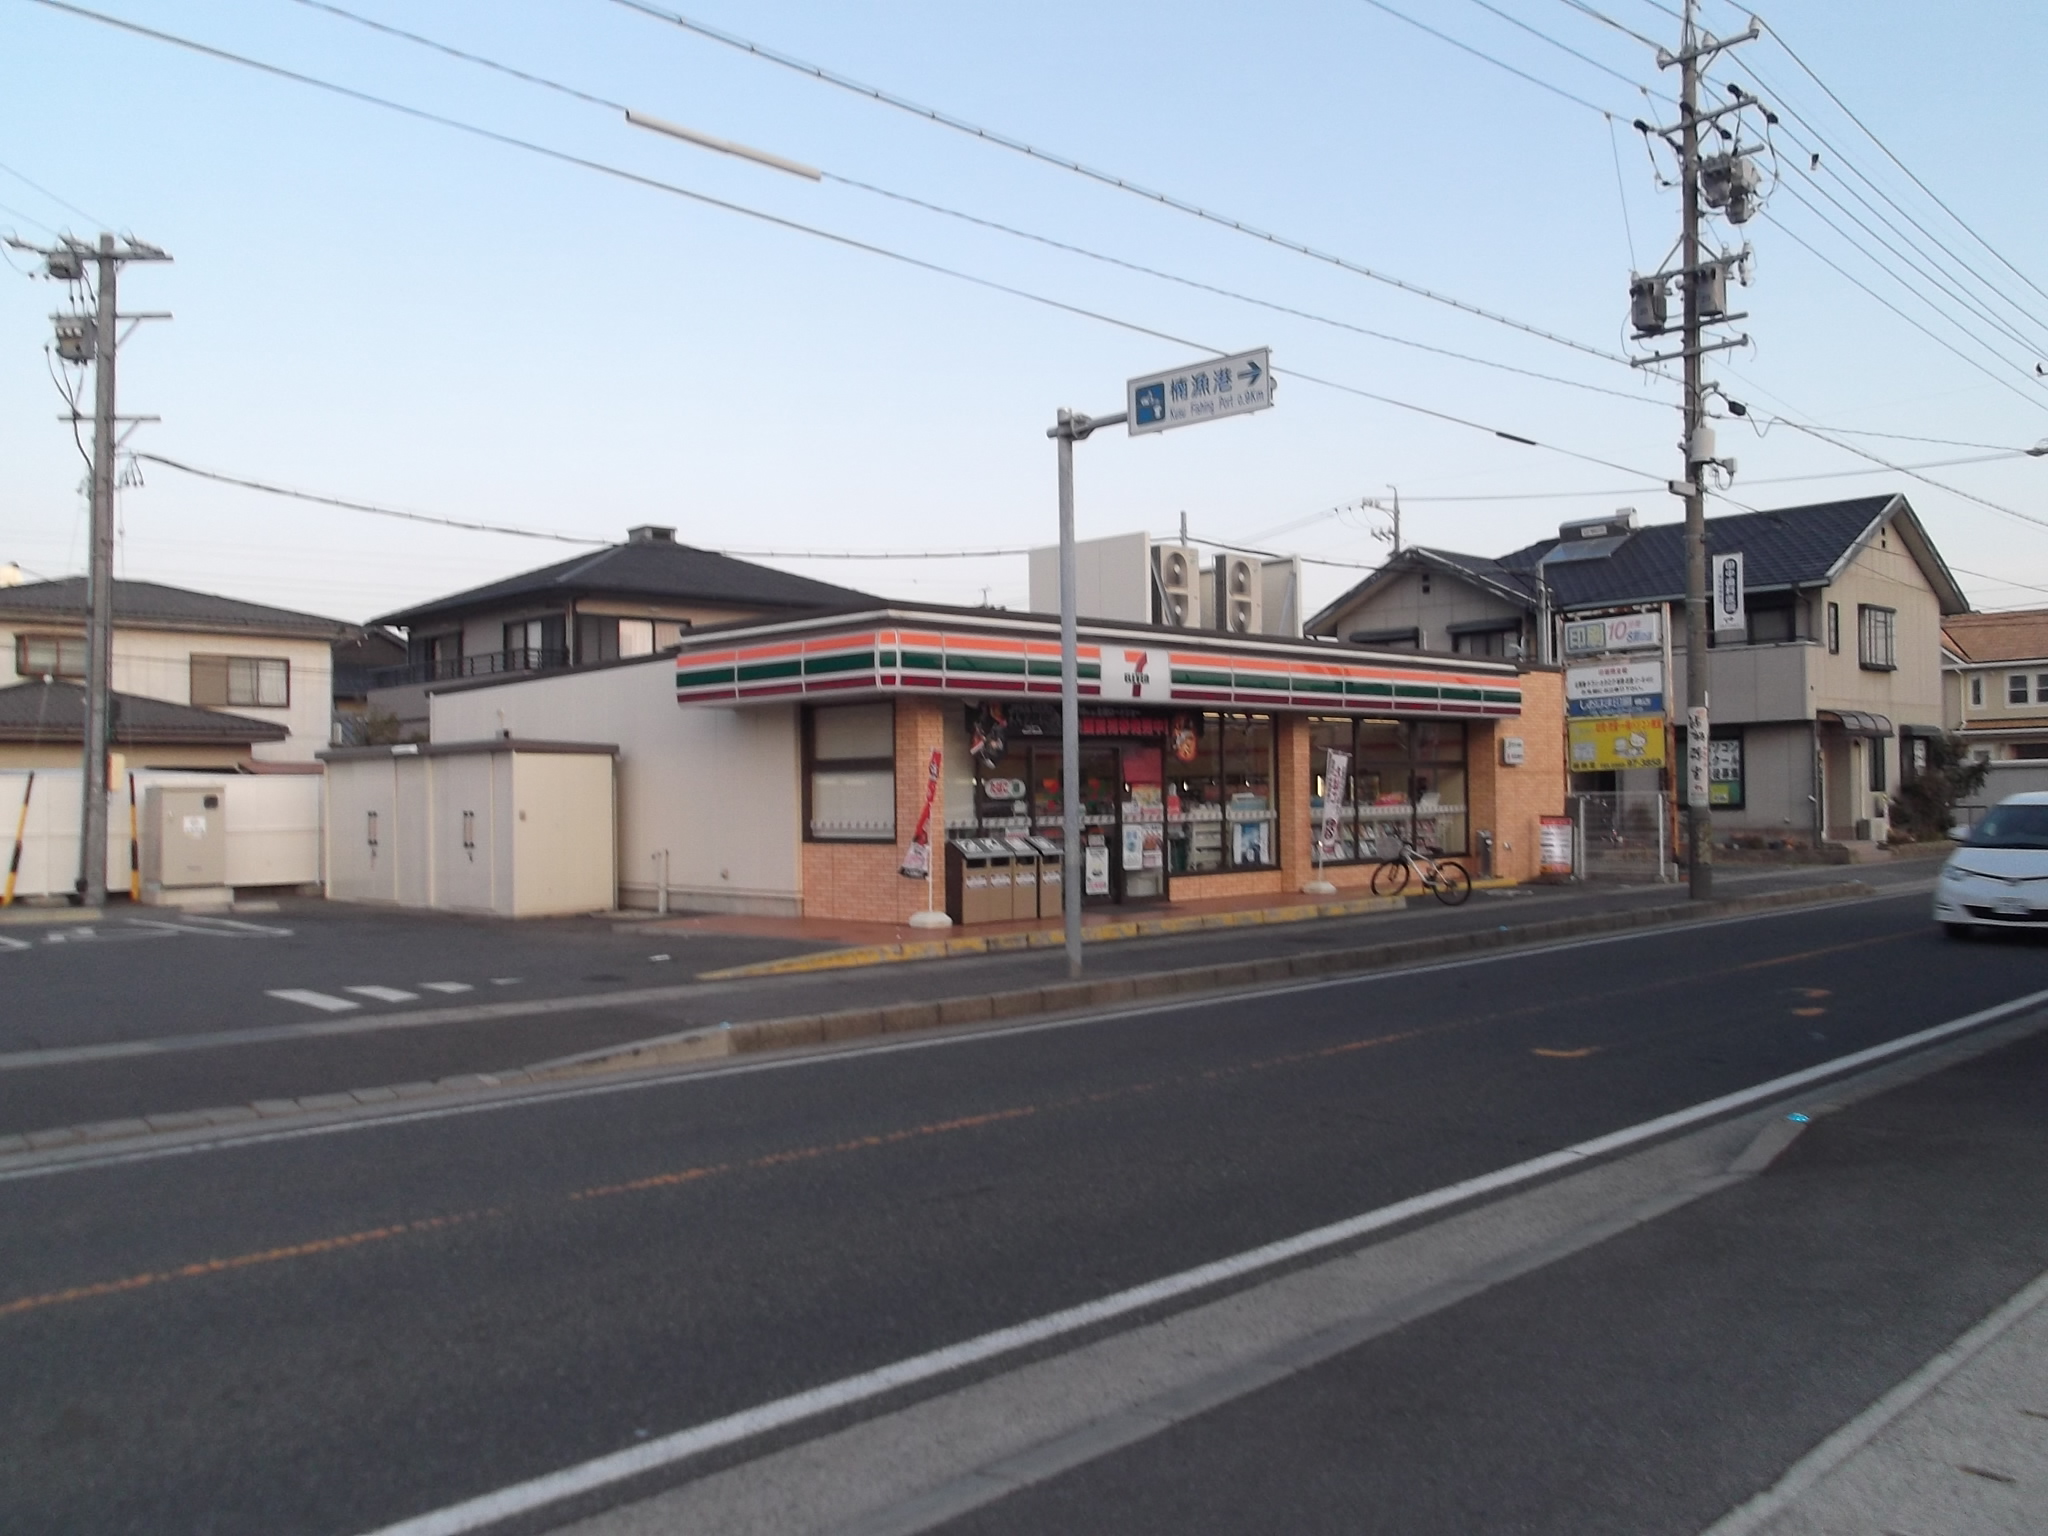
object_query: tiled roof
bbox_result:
[1943,609,2048,664]
[0,578,354,640]
[374,536,875,628]
[0,680,288,744]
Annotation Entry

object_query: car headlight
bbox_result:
[1942,863,1971,882]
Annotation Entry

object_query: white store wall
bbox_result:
[429,656,803,915]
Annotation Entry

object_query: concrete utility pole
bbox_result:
[7,232,171,905]
[1631,1,1761,899]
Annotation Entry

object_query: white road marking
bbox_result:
[345,986,419,1004]
[418,982,473,995]
[171,915,294,936]
[0,934,28,953]
[353,980,2048,1536]
[266,989,360,1014]
[490,977,522,986]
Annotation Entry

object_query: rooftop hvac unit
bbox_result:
[1154,544,1197,628]
[1211,554,1262,636]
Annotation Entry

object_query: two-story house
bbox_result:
[1308,494,1968,847]
[0,576,356,768]
[366,525,875,734]
[1941,609,2048,761]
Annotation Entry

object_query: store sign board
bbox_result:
[1565,658,1665,718]
[1539,815,1575,875]
[1561,612,1663,656]
[1709,737,1743,807]
[1128,348,1274,435]
[1568,714,1668,770]
[1711,552,1746,635]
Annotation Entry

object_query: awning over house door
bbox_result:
[1817,709,1893,737]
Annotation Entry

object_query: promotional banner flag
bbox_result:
[1320,750,1350,856]
[899,748,942,879]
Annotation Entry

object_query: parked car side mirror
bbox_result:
[1948,824,1971,842]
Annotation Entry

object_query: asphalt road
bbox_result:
[0,863,1934,1136]
[1,887,2037,1535]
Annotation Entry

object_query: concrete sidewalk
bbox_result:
[1707,1269,2048,1536]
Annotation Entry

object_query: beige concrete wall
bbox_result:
[430,657,802,915]
[1315,569,1525,651]
[0,622,333,761]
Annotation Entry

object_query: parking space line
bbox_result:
[345,986,419,1004]
[266,989,361,1014]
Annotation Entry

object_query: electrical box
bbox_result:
[52,313,96,365]
[1153,544,1197,628]
[1692,260,1729,319]
[1211,554,1263,636]
[141,784,227,894]
[1629,275,1668,336]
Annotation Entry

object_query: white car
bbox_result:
[1934,791,2048,937]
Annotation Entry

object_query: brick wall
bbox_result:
[802,697,948,924]
[1465,669,1566,883]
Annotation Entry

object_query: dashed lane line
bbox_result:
[419,982,473,995]
[266,989,360,1014]
[345,986,421,1004]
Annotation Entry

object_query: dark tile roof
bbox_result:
[373,535,876,629]
[0,578,354,640]
[0,680,288,745]
[1494,495,1905,609]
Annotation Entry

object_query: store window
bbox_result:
[190,654,289,709]
[805,702,895,842]
[1164,713,1277,872]
[1309,718,1468,860]
[15,633,86,680]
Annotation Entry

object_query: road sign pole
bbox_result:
[1056,409,1084,980]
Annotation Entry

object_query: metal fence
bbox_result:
[1566,790,1675,882]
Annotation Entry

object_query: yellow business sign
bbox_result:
[1569,714,1667,770]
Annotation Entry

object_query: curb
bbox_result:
[553,880,1875,1078]
[0,879,1873,1165]
[694,886,1535,981]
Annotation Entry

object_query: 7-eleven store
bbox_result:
[642,607,1563,924]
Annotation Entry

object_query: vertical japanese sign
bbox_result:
[899,748,942,879]
[1711,552,1746,636]
[1686,708,1711,807]
[1319,750,1350,856]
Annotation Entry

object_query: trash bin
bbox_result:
[1028,835,1064,918]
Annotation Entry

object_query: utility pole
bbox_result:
[1365,485,1401,558]
[8,232,171,905]
[1629,0,1762,900]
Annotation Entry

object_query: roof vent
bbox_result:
[628,525,676,545]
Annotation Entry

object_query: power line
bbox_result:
[1760,17,2048,314]
[601,0,1635,366]
[37,0,1673,487]
[134,454,607,544]
[1458,0,1664,96]
[281,0,1670,411]
[0,158,106,229]
[1767,422,2048,535]
[1549,0,1666,52]
[1358,0,1624,116]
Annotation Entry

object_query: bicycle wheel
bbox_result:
[1429,860,1472,905]
[1370,857,1410,897]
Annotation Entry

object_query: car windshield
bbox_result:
[1968,804,2048,849]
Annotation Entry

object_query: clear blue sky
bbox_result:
[4,0,2046,625]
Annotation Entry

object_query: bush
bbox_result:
[1890,733,1988,842]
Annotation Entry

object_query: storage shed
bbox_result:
[320,740,617,917]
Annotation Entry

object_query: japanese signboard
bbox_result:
[1565,658,1666,719]
[1561,611,1663,656]
[1539,815,1576,876]
[1128,348,1275,435]
[899,749,942,878]
[1709,736,1743,807]
[1711,552,1746,636]
[1568,714,1668,770]
[1319,750,1350,857]
[1687,707,1711,805]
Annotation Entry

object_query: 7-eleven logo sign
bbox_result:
[1121,649,1168,700]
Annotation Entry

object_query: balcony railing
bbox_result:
[368,647,570,689]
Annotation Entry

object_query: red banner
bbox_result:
[899,748,942,878]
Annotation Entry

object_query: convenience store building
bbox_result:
[427,605,1565,922]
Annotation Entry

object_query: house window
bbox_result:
[1969,675,1984,708]
[1746,598,1797,644]
[2010,673,2030,706]
[1868,737,1888,793]
[190,655,290,708]
[805,702,895,841]
[15,633,86,679]
[2038,674,2048,704]
[1857,606,1896,671]
[501,616,567,672]
[1450,626,1518,658]
[1826,602,1840,654]
[409,632,461,680]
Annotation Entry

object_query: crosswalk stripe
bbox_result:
[418,982,473,994]
[345,986,420,1003]
[267,989,360,1013]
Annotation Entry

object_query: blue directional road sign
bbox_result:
[1126,348,1275,436]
